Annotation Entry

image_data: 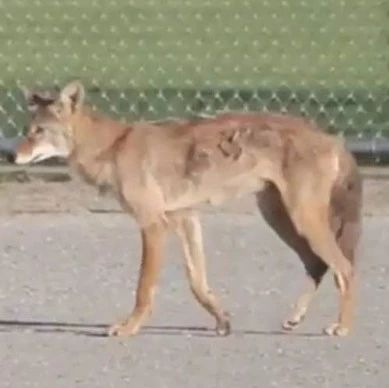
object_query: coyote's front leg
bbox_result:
[174,212,230,335]
[108,221,167,337]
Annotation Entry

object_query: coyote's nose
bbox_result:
[6,151,16,163]
[0,136,23,163]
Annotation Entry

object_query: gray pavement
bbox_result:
[0,211,388,387]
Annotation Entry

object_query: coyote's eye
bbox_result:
[35,126,44,134]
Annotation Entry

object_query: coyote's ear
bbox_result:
[22,87,55,112]
[60,80,85,112]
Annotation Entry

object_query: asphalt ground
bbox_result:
[0,174,388,387]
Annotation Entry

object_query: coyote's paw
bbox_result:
[215,312,231,336]
[107,319,141,337]
[282,317,303,331]
[323,323,350,337]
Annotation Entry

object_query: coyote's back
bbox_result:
[116,111,344,219]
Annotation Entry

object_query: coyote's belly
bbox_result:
[162,166,269,211]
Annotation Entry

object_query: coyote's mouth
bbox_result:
[30,153,47,164]
[15,151,57,165]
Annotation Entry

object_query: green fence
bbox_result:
[0,0,388,146]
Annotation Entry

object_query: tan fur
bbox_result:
[15,81,362,337]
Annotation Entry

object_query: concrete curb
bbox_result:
[0,165,70,183]
[0,164,389,183]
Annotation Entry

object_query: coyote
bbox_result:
[15,81,362,337]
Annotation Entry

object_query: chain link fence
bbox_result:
[0,0,388,160]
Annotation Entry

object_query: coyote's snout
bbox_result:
[15,85,81,165]
[16,81,362,338]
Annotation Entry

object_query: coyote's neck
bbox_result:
[69,106,130,190]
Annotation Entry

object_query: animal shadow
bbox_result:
[0,319,325,338]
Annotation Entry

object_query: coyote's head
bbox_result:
[15,81,85,165]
